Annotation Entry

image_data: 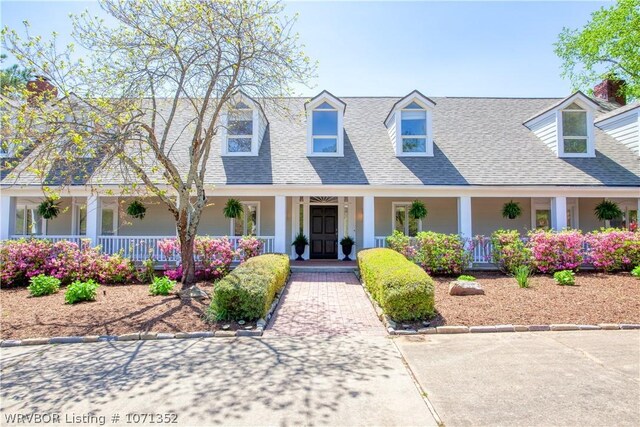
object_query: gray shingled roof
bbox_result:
[3,96,639,188]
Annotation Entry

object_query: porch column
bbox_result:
[0,196,16,240]
[274,195,286,253]
[363,195,375,248]
[551,196,567,231]
[457,196,472,241]
[86,194,101,246]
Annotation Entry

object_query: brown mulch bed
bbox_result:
[427,271,640,327]
[0,282,257,340]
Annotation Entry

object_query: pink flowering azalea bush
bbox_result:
[157,236,236,281]
[386,230,417,260]
[585,229,640,272]
[413,231,472,275]
[527,230,584,273]
[0,239,136,286]
[490,229,531,274]
[237,235,264,262]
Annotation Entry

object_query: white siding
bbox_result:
[386,115,397,152]
[529,114,557,154]
[598,112,639,156]
[257,110,268,152]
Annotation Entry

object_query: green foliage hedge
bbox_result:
[358,248,435,322]
[210,254,290,321]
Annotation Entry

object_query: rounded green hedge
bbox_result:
[358,248,435,321]
[210,254,290,321]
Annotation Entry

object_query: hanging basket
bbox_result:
[37,198,60,220]
[409,200,428,220]
[594,200,623,221]
[223,198,243,220]
[502,200,522,220]
[126,200,147,219]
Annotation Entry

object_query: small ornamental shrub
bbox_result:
[631,266,640,278]
[457,275,476,282]
[513,265,531,288]
[237,235,264,262]
[27,274,60,297]
[65,279,100,304]
[491,230,531,274]
[554,270,576,286]
[413,231,472,275]
[149,276,176,296]
[138,257,155,284]
[358,248,435,322]
[164,265,183,281]
[210,254,290,321]
[585,229,640,272]
[527,230,584,273]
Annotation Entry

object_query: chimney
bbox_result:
[26,76,58,103]
[593,77,626,106]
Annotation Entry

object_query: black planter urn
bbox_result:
[295,243,306,261]
[341,243,353,261]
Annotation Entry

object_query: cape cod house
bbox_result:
[1,78,639,264]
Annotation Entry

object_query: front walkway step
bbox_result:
[290,260,357,273]
[265,272,384,336]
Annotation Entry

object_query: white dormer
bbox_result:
[384,90,436,157]
[596,104,640,157]
[305,91,346,157]
[221,91,268,156]
[524,92,598,158]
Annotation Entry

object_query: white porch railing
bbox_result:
[8,235,276,262]
[9,235,86,246]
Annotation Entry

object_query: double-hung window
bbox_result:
[561,103,588,155]
[15,206,43,235]
[393,203,420,236]
[401,102,427,153]
[232,202,259,236]
[311,102,338,154]
[226,103,253,154]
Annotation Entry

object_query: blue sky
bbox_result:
[1,1,612,97]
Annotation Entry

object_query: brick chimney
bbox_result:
[26,76,58,103]
[593,78,626,106]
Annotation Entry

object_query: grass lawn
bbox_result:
[429,271,640,326]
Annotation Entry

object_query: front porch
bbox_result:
[1,192,638,265]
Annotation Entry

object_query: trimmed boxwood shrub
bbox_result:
[358,248,435,322]
[210,254,290,321]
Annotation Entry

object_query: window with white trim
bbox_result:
[611,208,638,231]
[401,105,427,153]
[393,203,421,236]
[15,206,44,235]
[311,102,338,154]
[231,202,259,236]
[226,102,253,154]
[75,204,87,235]
[561,103,588,154]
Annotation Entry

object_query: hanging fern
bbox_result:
[502,200,522,219]
[409,200,428,220]
[126,200,146,219]
[223,198,243,219]
[37,198,60,220]
[594,200,623,221]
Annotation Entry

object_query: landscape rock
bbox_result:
[178,286,209,300]
[448,280,485,296]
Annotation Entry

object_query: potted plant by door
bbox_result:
[292,232,309,261]
[340,236,355,261]
[501,200,522,220]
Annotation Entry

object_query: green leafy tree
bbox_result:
[555,0,640,100]
[0,54,32,93]
[1,0,315,290]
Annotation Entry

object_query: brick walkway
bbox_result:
[265,272,385,336]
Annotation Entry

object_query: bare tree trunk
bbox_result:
[179,232,196,288]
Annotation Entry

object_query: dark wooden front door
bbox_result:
[310,206,338,259]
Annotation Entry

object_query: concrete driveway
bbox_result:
[1,336,436,427]
[395,330,640,427]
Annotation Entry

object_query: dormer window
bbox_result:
[385,91,435,157]
[306,91,346,157]
[561,103,588,154]
[227,103,253,153]
[221,92,268,157]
